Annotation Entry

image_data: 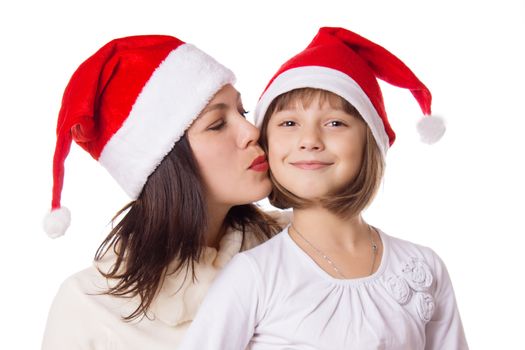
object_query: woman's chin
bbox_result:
[230,179,273,205]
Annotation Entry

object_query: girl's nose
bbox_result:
[299,126,324,151]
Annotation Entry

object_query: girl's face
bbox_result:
[188,84,271,208]
[266,96,367,202]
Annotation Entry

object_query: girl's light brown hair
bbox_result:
[259,88,385,219]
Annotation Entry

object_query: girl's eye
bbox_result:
[279,120,296,127]
[327,120,346,127]
[208,120,226,131]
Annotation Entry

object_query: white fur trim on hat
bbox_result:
[99,43,235,198]
[254,66,390,157]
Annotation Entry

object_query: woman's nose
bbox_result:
[237,116,260,148]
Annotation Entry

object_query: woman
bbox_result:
[41,34,286,349]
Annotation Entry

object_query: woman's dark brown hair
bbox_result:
[95,134,281,320]
[259,88,385,219]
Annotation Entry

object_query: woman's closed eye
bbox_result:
[238,107,249,118]
[208,119,227,131]
[237,104,248,119]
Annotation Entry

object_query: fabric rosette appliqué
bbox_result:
[415,293,435,322]
[402,257,433,292]
[383,257,436,322]
[384,275,412,305]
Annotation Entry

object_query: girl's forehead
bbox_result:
[275,93,347,112]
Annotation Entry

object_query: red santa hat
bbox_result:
[254,27,444,156]
[43,35,235,238]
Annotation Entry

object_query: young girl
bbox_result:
[179,27,468,349]
[41,35,287,349]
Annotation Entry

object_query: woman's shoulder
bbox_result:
[44,265,111,340]
[50,260,143,320]
[43,265,108,349]
[57,265,104,293]
[49,263,114,314]
[55,248,130,303]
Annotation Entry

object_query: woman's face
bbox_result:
[187,84,271,208]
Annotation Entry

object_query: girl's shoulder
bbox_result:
[381,230,439,261]
[241,210,292,251]
[236,227,291,274]
[379,229,451,290]
[243,225,289,253]
[265,209,293,228]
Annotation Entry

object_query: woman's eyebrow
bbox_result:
[201,92,242,115]
[201,103,228,115]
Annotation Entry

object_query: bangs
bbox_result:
[271,88,359,117]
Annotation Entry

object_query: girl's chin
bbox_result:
[288,187,332,200]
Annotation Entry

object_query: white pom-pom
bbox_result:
[43,207,71,238]
[416,115,446,144]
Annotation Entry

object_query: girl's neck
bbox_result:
[291,207,369,250]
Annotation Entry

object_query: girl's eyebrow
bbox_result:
[275,106,346,114]
[274,106,302,113]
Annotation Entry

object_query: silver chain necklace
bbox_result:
[291,224,378,278]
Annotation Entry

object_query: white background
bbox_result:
[1,0,524,348]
